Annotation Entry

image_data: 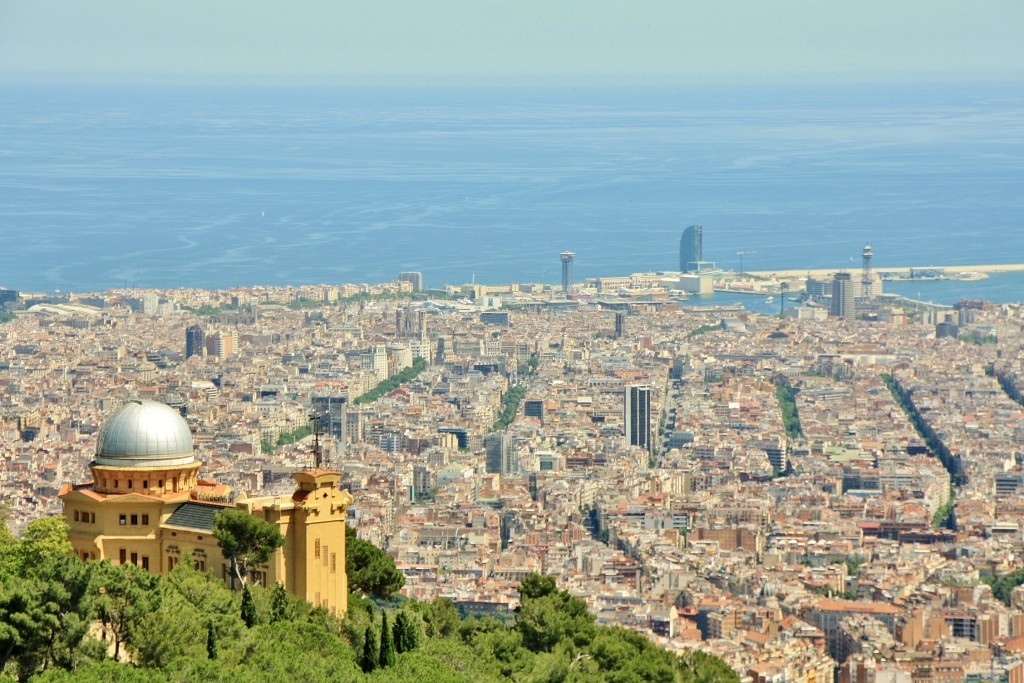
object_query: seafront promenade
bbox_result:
[747,263,1024,278]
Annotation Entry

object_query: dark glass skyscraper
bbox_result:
[679,224,702,272]
[624,384,652,453]
[485,431,518,475]
[185,324,204,359]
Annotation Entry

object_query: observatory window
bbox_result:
[130,514,138,526]
[119,549,126,564]
[74,510,80,522]
[119,514,126,526]
[322,545,329,566]
[90,512,96,523]
[128,480,133,489]
[331,553,337,573]
[141,514,149,525]
[130,552,138,566]
[314,539,320,558]
[141,556,149,571]
[143,480,148,489]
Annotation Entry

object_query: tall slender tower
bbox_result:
[680,225,703,272]
[861,244,874,300]
[624,385,652,452]
[560,252,575,296]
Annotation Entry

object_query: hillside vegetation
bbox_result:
[0,515,737,683]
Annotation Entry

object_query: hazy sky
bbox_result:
[2,0,1022,86]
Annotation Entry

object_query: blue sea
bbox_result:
[1,83,1022,305]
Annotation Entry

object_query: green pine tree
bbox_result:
[240,585,256,628]
[270,583,289,622]
[379,611,396,668]
[206,621,217,660]
[393,611,420,653]
[360,625,378,673]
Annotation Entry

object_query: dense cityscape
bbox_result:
[3,239,1024,681]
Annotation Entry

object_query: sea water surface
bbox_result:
[1,83,1022,304]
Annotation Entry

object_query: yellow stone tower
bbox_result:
[59,399,353,614]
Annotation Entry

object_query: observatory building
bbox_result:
[58,399,354,613]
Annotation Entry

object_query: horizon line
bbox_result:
[3,69,1023,90]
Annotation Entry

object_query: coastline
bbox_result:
[747,263,1024,278]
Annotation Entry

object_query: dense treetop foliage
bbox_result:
[212,509,285,588]
[773,378,803,441]
[0,513,737,682]
[346,525,405,601]
[492,384,527,431]
[354,358,427,405]
[985,567,1024,606]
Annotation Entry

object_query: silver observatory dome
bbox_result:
[94,399,195,468]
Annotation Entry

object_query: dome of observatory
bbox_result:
[94,400,195,468]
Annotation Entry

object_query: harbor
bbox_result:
[747,263,1024,279]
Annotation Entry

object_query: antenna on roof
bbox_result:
[309,411,326,470]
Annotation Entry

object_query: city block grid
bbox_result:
[3,279,1024,682]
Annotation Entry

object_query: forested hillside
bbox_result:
[0,515,737,683]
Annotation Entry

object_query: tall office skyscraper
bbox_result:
[310,395,348,460]
[398,271,423,292]
[830,272,856,320]
[624,384,652,452]
[185,325,204,359]
[206,329,238,359]
[484,432,518,475]
[679,225,703,272]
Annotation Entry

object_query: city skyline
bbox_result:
[2,1,1024,679]
[4,269,1024,681]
